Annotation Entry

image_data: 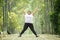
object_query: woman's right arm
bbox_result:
[22,8,25,15]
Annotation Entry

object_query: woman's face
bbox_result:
[27,11,31,15]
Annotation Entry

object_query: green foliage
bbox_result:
[8,12,23,33]
[0,0,60,34]
[0,0,3,32]
[50,0,60,34]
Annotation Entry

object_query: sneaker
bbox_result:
[18,35,21,37]
[36,35,38,37]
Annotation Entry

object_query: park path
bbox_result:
[0,34,60,40]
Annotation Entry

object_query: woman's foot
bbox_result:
[18,35,21,37]
[36,35,38,37]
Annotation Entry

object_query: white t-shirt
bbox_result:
[25,14,33,23]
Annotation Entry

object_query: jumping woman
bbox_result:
[19,8,39,37]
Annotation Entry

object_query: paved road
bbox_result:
[0,34,60,40]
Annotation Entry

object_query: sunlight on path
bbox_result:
[1,34,60,40]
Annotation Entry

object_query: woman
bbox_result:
[19,8,39,37]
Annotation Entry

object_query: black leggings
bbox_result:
[20,23,37,36]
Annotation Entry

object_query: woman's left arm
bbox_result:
[32,7,39,15]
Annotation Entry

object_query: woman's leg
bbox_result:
[29,23,38,37]
[20,23,28,37]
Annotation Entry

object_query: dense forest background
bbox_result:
[0,0,60,35]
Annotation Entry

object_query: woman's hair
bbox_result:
[27,11,31,13]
